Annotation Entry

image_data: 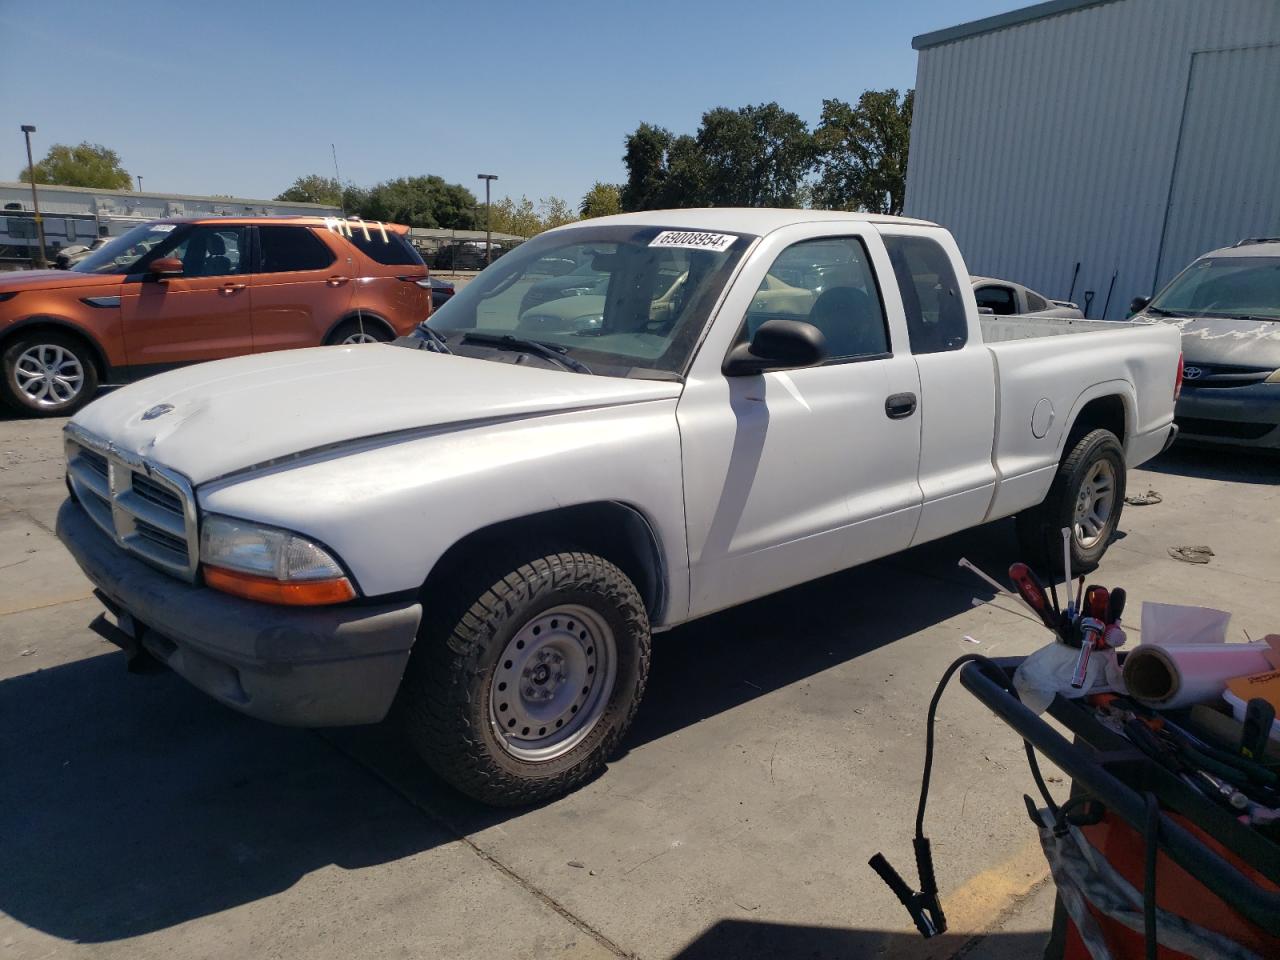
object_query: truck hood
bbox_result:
[1135,313,1280,367]
[71,345,682,485]
[0,269,119,293]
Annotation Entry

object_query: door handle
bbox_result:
[220,282,246,293]
[327,276,350,287]
[885,392,918,419]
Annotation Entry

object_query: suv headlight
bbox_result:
[200,514,355,605]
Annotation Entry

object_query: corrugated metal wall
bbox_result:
[904,0,1280,318]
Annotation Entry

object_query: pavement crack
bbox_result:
[318,731,634,958]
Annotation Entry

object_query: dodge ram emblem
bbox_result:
[142,403,175,421]
[1182,366,1203,380]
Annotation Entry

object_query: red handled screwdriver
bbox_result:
[1071,586,1110,689]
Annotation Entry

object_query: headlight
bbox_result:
[1266,369,1280,383]
[200,514,355,605]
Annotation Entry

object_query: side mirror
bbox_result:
[149,257,184,279]
[723,318,827,376]
[1129,296,1151,315]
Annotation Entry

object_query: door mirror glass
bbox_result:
[723,319,827,376]
[149,257,184,278]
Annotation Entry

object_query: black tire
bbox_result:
[1016,428,1126,575]
[399,551,650,807]
[326,317,393,345]
[1,330,100,417]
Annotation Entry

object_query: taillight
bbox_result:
[1174,351,1184,401]
[398,274,431,289]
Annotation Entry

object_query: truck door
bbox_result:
[878,228,998,546]
[677,225,924,620]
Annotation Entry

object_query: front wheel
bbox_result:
[327,318,393,345]
[399,551,650,806]
[1,332,99,417]
[1016,428,1126,574]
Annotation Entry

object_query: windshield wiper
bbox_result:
[461,332,592,374]
[418,325,453,353]
[1146,306,1189,317]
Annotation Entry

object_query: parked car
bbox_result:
[518,255,611,315]
[972,276,1083,318]
[427,276,456,311]
[432,243,505,271]
[1130,237,1280,449]
[0,216,431,416]
[56,209,1181,806]
[53,236,111,270]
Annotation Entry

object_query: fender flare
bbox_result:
[1055,379,1135,459]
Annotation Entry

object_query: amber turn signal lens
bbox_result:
[203,565,356,606]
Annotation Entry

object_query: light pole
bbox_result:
[20,125,48,269]
[477,173,498,266]
[136,174,143,191]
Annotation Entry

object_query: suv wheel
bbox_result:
[399,550,651,806]
[2,332,99,417]
[327,318,393,345]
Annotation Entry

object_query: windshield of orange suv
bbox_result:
[70,222,194,275]
[1148,254,1280,322]
[418,224,753,378]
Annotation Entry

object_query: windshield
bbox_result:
[1149,255,1280,320]
[71,222,190,275]
[423,224,752,376]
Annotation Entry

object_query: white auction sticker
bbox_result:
[151,224,176,233]
[649,230,737,252]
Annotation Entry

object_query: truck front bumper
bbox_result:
[57,498,422,727]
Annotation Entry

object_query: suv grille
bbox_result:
[64,426,198,581]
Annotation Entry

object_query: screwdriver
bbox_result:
[1070,586,1110,689]
[1008,563,1062,636]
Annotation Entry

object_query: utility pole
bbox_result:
[136,174,143,191]
[20,125,48,269]
[477,173,498,266]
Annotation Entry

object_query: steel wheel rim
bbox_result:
[1073,459,1116,549]
[14,344,84,407]
[341,331,381,344]
[489,603,617,762]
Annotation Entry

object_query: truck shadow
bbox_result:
[0,520,1024,945]
[1143,444,1279,485]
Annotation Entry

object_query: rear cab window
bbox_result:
[974,284,1017,315]
[882,234,969,354]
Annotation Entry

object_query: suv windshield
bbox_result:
[423,224,753,376]
[71,222,190,275]
[1149,255,1280,320]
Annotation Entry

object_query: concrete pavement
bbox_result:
[2,409,1275,958]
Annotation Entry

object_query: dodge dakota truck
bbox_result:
[56,209,1183,805]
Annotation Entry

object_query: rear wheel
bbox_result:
[327,318,393,345]
[399,550,650,806]
[1,332,99,417]
[1016,428,1126,574]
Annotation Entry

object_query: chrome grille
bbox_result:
[64,425,199,581]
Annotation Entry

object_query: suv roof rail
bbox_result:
[1231,237,1280,247]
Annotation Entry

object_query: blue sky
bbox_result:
[0,0,1018,207]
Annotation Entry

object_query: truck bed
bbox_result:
[979,315,1123,342]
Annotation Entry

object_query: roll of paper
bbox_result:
[1122,642,1274,709]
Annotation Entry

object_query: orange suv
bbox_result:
[0,216,432,416]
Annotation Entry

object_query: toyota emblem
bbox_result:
[1182,366,1204,381]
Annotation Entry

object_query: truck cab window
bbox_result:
[742,236,890,361]
[883,235,968,353]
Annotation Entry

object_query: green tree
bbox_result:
[579,182,622,218]
[352,176,479,229]
[276,174,344,206]
[486,196,543,237]
[696,102,813,207]
[539,196,578,230]
[20,142,132,190]
[621,123,674,211]
[813,89,914,215]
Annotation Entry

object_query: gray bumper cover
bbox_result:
[57,498,422,727]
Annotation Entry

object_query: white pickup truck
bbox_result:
[57,209,1182,805]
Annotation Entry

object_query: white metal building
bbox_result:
[904,0,1280,319]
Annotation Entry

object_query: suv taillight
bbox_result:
[398,275,431,289]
